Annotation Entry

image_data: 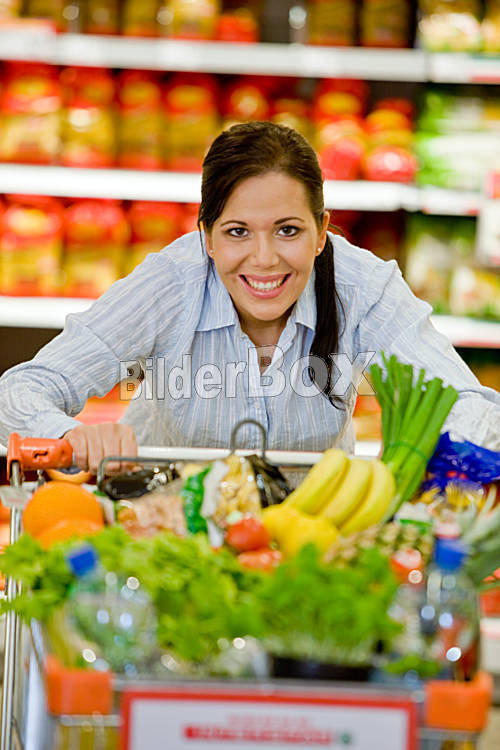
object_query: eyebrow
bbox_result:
[220,216,305,227]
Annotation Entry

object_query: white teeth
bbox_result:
[246,276,286,291]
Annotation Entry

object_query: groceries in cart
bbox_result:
[1,355,500,697]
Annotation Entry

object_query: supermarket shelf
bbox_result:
[0,295,93,328]
[428,52,500,84]
[431,315,500,348]
[0,164,202,203]
[0,164,484,215]
[1,30,500,84]
[1,298,500,349]
[0,30,427,80]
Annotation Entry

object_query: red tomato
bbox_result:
[238,547,282,572]
[225,517,270,552]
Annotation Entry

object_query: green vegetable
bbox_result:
[255,545,401,666]
[370,354,458,518]
[182,467,210,535]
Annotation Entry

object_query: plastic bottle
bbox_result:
[421,537,480,681]
[64,544,159,676]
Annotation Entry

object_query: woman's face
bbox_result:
[205,171,329,339]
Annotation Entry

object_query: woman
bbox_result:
[0,122,499,472]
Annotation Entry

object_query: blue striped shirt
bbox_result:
[0,231,499,452]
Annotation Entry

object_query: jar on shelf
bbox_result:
[163,73,220,172]
[62,200,130,298]
[483,0,500,52]
[85,0,120,34]
[0,63,61,165]
[359,0,412,48]
[158,0,220,39]
[122,0,160,36]
[25,0,66,30]
[0,195,63,296]
[117,70,163,170]
[124,201,183,275]
[60,67,116,168]
[418,0,483,51]
[0,0,22,19]
[221,76,272,128]
[272,98,311,141]
[306,0,356,47]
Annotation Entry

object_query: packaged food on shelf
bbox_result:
[0,62,61,165]
[449,265,500,319]
[306,0,356,47]
[222,75,272,126]
[25,0,66,30]
[60,67,116,169]
[363,98,417,182]
[125,200,183,274]
[163,73,219,171]
[404,214,476,313]
[0,0,21,18]
[418,0,483,51]
[359,0,412,48]
[215,8,259,41]
[0,195,63,296]
[483,0,500,51]
[63,199,130,297]
[121,0,159,36]
[117,70,163,170]
[271,97,311,140]
[85,0,119,34]
[158,0,220,39]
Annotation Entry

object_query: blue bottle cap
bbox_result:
[434,538,467,571]
[66,544,98,577]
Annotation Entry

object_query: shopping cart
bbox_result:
[0,424,493,750]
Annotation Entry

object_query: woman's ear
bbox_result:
[204,230,214,257]
[317,210,330,254]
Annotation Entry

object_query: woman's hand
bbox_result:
[63,423,137,475]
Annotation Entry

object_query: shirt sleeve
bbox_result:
[355,258,500,452]
[0,250,184,446]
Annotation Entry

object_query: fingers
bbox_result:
[63,424,138,475]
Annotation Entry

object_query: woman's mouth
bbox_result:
[240,273,291,298]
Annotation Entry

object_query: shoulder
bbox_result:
[138,231,208,285]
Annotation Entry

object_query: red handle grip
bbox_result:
[7,433,73,478]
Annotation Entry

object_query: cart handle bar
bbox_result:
[7,433,72,479]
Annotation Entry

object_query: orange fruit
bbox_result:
[37,518,103,549]
[23,481,103,539]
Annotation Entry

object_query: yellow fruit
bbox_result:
[340,460,396,536]
[281,514,338,558]
[261,504,300,537]
[320,458,373,526]
[284,448,349,514]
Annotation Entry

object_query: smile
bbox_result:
[240,274,291,298]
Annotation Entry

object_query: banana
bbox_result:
[284,448,349,514]
[340,460,396,536]
[320,457,373,526]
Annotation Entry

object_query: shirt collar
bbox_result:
[195,259,317,334]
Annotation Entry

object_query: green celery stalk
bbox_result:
[384,363,414,463]
[399,368,426,438]
[385,377,444,475]
[391,385,458,509]
[370,364,392,447]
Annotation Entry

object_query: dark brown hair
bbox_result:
[198,121,345,405]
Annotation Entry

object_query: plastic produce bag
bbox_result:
[427,432,500,483]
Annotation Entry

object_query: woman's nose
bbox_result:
[251,235,279,268]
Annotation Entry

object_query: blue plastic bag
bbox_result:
[427,432,500,484]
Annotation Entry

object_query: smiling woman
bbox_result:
[0,122,499,470]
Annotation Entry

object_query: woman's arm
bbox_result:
[355,258,500,451]
[0,248,184,449]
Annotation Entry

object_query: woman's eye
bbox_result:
[278,225,300,237]
[227,227,248,237]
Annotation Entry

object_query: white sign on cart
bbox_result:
[121,685,418,750]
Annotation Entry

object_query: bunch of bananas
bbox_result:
[262,450,396,558]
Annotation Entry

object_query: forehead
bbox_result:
[218,172,313,221]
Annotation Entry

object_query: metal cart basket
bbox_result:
[0,426,491,750]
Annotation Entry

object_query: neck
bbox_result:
[239,312,290,349]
